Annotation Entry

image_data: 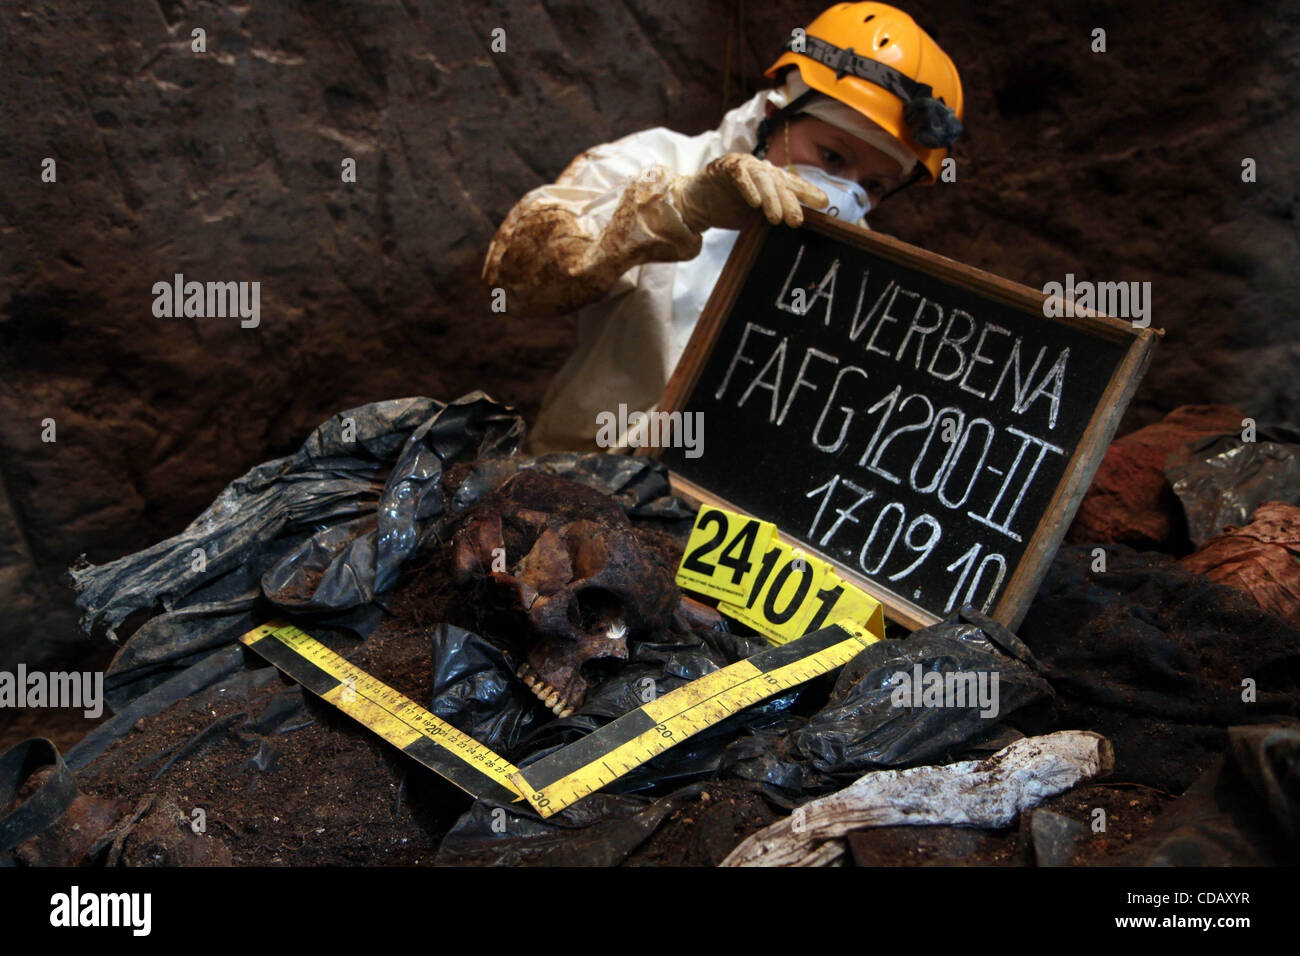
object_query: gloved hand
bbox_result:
[672,153,829,232]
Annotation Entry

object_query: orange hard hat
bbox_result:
[765,2,964,184]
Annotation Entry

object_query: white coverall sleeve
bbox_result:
[481,140,705,320]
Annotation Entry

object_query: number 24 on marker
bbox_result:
[676,506,777,602]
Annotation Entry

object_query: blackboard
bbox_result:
[654,209,1158,631]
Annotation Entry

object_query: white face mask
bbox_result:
[789,163,873,224]
[790,164,873,226]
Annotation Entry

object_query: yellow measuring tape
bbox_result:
[239,622,522,803]
[508,619,878,817]
[242,492,885,818]
[240,617,879,818]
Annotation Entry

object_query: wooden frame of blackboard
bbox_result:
[647,208,1159,632]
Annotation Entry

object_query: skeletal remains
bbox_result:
[450,469,687,717]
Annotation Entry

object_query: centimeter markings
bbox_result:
[510,620,879,818]
[240,618,880,819]
[239,621,522,804]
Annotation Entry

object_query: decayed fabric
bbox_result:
[1019,544,1300,792]
[1181,501,1300,627]
[720,730,1113,867]
[483,89,788,455]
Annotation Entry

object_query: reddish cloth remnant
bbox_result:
[1181,501,1300,627]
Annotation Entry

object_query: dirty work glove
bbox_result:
[672,153,829,232]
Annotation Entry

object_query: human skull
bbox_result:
[450,469,679,716]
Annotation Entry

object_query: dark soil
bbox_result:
[72,561,476,866]
[625,781,782,866]
[843,781,1174,866]
[29,523,1284,867]
[620,779,1174,868]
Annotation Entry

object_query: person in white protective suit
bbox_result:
[483,2,964,455]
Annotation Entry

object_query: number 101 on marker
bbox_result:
[676,505,883,645]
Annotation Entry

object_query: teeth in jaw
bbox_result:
[516,663,575,718]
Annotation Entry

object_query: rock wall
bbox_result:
[2,0,1297,669]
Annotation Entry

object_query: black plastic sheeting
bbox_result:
[793,611,1054,776]
[431,608,1055,865]
[1164,426,1300,548]
[42,392,1300,866]
[62,387,700,768]
[56,386,1057,865]
[0,738,79,860]
[70,393,524,710]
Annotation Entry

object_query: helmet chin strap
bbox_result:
[880,163,926,201]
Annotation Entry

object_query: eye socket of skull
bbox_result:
[565,586,625,634]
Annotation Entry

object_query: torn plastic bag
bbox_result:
[370,393,527,595]
[69,393,523,708]
[716,714,826,797]
[1164,426,1300,548]
[431,610,1059,864]
[428,623,548,755]
[426,622,806,796]
[703,606,1054,791]
[72,397,435,637]
[261,514,381,613]
[792,608,1055,777]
